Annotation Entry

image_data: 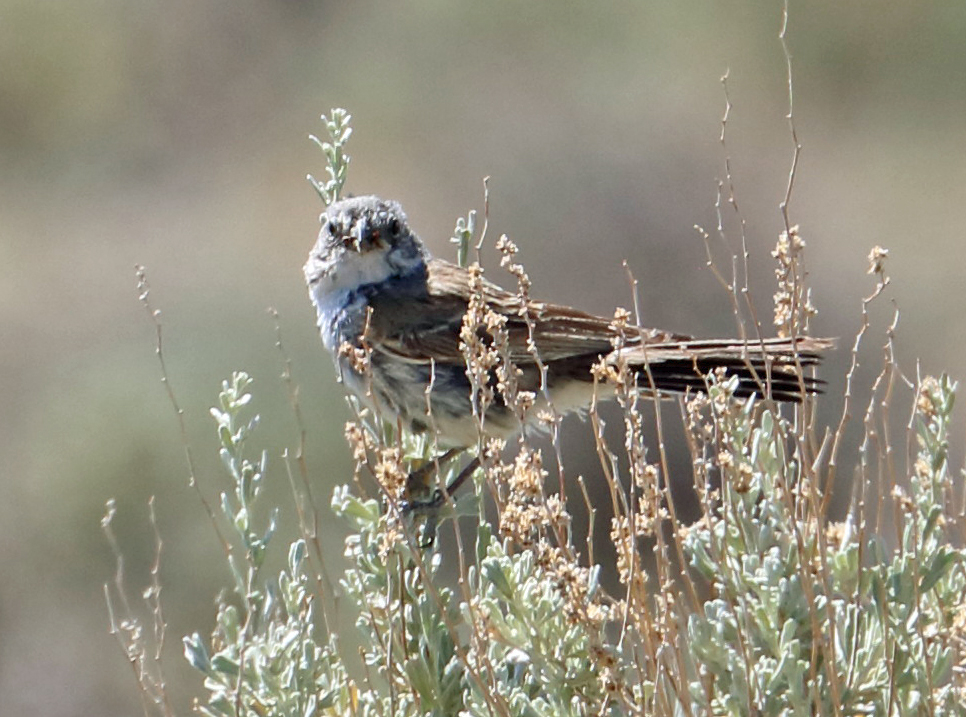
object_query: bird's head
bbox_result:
[304,196,428,305]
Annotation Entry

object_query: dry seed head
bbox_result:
[376,518,407,560]
[536,409,558,430]
[459,269,504,418]
[733,461,754,493]
[610,515,639,585]
[772,225,817,336]
[344,421,369,463]
[543,494,568,527]
[483,437,506,462]
[917,376,940,419]
[496,234,533,291]
[498,504,534,546]
[687,392,710,415]
[484,308,507,333]
[634,463,659,491]
[591,357,620,384]
[498,448,559,544]
[495,234,518,257]
[892,485,915,513]
[534,543,607,633]
[609,308,632,351]
[825,521,849,550]
[514,390,536,412]
[677,514,709,543]
[867,245,889,275]
[710,371,736,413]
[374,447,405,496]
[773,293,794,336]
[338,340,371,374]
[509,448,545,498]
[610,307,632,329]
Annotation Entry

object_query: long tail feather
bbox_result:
[614,336,834,402]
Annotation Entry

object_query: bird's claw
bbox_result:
[400,488,446,515]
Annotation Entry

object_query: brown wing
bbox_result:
[371,258,689,365]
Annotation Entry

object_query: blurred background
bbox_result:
[2,1,965,713]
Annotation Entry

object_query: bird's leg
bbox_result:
[403,454,482,516]
[438,455,481,503]
[405,447,462,502]
[401,450,480,548]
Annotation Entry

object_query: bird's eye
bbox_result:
[325,219,337,235]
[388,217,401,236]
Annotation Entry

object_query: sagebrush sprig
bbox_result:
[184,372,355,717]
[308,108,352,206]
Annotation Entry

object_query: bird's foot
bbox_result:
[398,455,482,547]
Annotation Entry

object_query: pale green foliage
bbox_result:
[185,374,627,716]
[332,487,465,716]
[684,389,827,714]
[449,210,476,269]
[683,375,966,716]
[308,109,352,206]
[184,373,355,717]
[460,543,611,717]
[182,371,966,716]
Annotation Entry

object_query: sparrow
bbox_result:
[304,196,830,499]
